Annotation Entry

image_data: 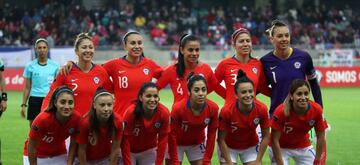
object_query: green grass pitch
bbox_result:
[0,88,359,164]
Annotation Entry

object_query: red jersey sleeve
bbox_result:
[41,72,66,111]
[203,101,219,165]
[258,102,271,129]
[313,103,327,132]
[168,103,181,164]
[121,108,134,165]
[149,59,163,79]
[101,67,114,93]
[155,65,172,89]
[271,104,285,131]
[155,105,170,165]
[208,69,226,99]
[218,106,230,132]
[114,114,124,141]
[214,61,225,84]
[29,115,46,140]
[76,118,90,145]
[257,62,271,96]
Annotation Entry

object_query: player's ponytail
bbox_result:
[266,20,287,37]
[176,34,199,79]
[233,69,254,94]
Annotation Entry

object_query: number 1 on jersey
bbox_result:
[271,71,277,83]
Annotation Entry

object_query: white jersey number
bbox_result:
[118,76,129,88]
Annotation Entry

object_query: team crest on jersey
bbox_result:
[143,68,149,75]
[309,120,315,126]
[93,77,100,84]
[253,117,260,125]
[252,67,258,74]
[154,121,161,128]
[204,118,210,125]
[294,61,301,69]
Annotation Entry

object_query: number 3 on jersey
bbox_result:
[118,76,128,88]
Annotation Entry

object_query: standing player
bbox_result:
[23,86,80,165]
[41,33,112,116]
[261,20,326,164]
[0,58,7,117]
[21,38,59,127]
[270,79,326,165]
[156,34,225,104]
[61,31,163,116]
[215,28,270,106]
[122,82,170,165]
[168,73,219,165]
[76,88,123,165]
[102,31,162,116]
[218,70,270,165]
[260,20,323,115]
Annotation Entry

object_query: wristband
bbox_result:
[21,104,28,107]
[1,92,7,101]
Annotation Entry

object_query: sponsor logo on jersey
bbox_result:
[253,117,260,125]
[294,61,301,69]
[252,67,258,74]
[309,119,315,126]
[93,77,100,84]
[154,122,161,128]
[143,68,149,75]
[204,118,210,125]
[230,69,237,73]
[270,66,277,70]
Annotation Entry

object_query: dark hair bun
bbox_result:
[236,69,246,80]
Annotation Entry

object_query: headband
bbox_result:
[232,28,250,44]
[93,91,113,101]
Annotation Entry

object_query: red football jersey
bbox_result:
[41,63,112,116]
[122,103,170,165]
[23,111,81,157]
[103,57,162,116]
[76,114,123,161]
[156,63,225,104]
[219,99,270,149]
[168,99,219,165]
[215,57,270,105]
[271,101,327,148]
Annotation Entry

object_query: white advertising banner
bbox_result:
[0,49,31,67]
[331,49,354,67]
[49,48,77,65]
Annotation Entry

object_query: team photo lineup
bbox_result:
[1,0,359,164]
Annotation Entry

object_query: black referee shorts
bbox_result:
[27,96,44,120]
